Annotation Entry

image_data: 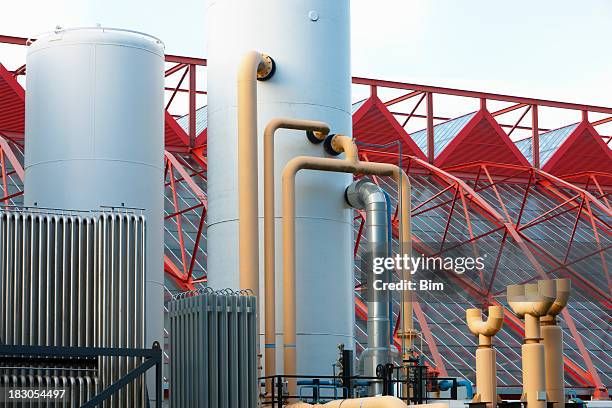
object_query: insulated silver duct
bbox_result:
[169,289,258,408]
[345,179,397,394]
[0,210,146,407]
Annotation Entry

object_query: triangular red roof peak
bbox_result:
[435,109,531,172]
[352,96,427,161]
[165,111,191,151]
[543,121,612,177]
[0,63,25,136]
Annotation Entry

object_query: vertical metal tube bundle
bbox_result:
[0,210,146,407]
[169,290,258,408]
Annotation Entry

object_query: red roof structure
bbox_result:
[0,63,25,137]
[164,110,191,152]
[436,109,531,171]
[352,96,426,162]
[544,120,612,177]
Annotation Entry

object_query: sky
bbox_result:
[1,0,611,137]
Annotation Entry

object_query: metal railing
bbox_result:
[0,343,163,408]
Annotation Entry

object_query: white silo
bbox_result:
[24,27,164,395]
[206,0,354,375]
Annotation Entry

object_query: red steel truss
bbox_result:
[1,35,610,397]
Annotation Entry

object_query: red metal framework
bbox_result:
[1,34,611,397]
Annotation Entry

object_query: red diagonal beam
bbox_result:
[384,90,423,107]
[491,103,528,117]
[413,302,449,377]
[0,136,24,181]
[164,151,207,204]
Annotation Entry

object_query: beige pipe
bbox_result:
[262,118,330,381]
[237,50,274,296]
[282,136,412,396]
[466,306,504,408]
[287,396,448,408]
[507,281,556,408]
[541,279,571,408]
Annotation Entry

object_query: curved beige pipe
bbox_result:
[282,136,412,395]
[466,306,503,338]
[262,118,330,380]
[466,306,504,408]
[545,278,570,318]
[287,396,448,408]
[237,50,274,296]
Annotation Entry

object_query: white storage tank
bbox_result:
[207,0,354,374]
[24,27,165,377]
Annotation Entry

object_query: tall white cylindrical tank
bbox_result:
[207,0,354,374]
[24,27,164,368]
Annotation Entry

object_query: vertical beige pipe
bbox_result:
[237,51,274,296]
[281,136,411,396]
[262,118,330,381]
[466,306,504,408]
[508,281,556,408]
[541,279,570,408]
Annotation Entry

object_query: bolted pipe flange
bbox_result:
[257,54,276,81]
[306,130,325,144]
[323,134,341,156]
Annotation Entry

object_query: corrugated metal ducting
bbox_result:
[0,210,147,407]
[169,289,258,408]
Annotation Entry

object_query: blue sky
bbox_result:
[1,0,610,136]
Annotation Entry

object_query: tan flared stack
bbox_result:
[507,280,557,408]
[541,279,571,408]
[466,306,504,408]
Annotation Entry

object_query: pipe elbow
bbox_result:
[547,278,571,317]
[238,51,275,83]
[466,306,504,337]
[281,157,303,182]
[324,134,359,163]
[345,179,386,210]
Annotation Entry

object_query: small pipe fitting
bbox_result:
[256,54,275,81]
[466,306,504,339]
[324,134,359,164]
[545,278,571,318]
[306,130,326,144]
[323,134,341,156]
